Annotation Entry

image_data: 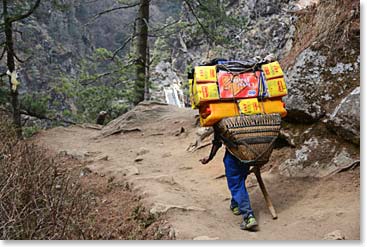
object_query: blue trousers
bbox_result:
[223,149,254,219]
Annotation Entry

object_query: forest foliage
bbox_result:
[0,0,248,132]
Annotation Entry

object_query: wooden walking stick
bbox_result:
[250,166,278,219]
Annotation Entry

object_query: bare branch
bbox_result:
[111,36,133,60]
[148,30,181,38]
[19,109,77,125]
[84,0,99,3]
[13,29,23,38]
[85,2,140,25]
[79,60,135,86]
[14,52,26,63]
[8,0,41,23]
[1,106,77,125]
[183,0,216,44]
[149,19,180,34]
[0,46,6,61]
[79,69,121,86]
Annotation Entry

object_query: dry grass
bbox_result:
[0,114,173,240]
[0,116,90,239]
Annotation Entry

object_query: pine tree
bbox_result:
[134,0,150,104]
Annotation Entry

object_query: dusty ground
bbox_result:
[37,153,173,240]
[34,104,360,240]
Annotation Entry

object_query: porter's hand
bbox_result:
[200,156,210,165]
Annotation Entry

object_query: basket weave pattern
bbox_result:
[215,114,281,165]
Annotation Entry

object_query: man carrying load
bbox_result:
[200,130,258,231]
[191,56,288,231]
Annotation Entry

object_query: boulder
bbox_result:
[285,51,359,125]
[326,87,360,145]
[279,136,359,177]
[283,48,328,122]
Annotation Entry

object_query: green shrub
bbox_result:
[22,125,41,138]
[20,94,50,117]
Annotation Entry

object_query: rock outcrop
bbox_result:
[277,0,360,177]
[326,87,360,145]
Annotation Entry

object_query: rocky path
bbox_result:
[34,105,359,240]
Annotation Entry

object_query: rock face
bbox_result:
[279,135,359,177]
[277,0,360,177]
[284,48,328,122]
[282,0,360,123]
[16,1,96,93]
[283,1,359,112]
[9,0,180,104]
[233,0,296,59]
[284,48,359,123]
[150,0,297,106]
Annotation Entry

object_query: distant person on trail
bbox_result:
[200,128,258,231]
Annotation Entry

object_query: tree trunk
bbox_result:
[134,0,149,105]
[144,45,150,101]
[3,0,22,138]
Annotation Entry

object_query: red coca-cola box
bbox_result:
[217,70,260,99]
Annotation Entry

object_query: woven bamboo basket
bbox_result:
[214,113,281,166]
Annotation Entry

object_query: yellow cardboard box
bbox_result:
[192,82,220,106]
[238,98,287,117]
[266,77,288,97]
[261,61,284,80]
[195,66,217,82]
[238,98,262,115]
[188,79,197,109]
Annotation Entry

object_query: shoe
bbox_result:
[230,206,241,216]
[240,215,258,231]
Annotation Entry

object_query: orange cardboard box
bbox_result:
[260,99,287,118]
[199,102,239,127]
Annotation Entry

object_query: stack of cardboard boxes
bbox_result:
[189,61,288,127]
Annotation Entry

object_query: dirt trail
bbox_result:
[34,104,359,240]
